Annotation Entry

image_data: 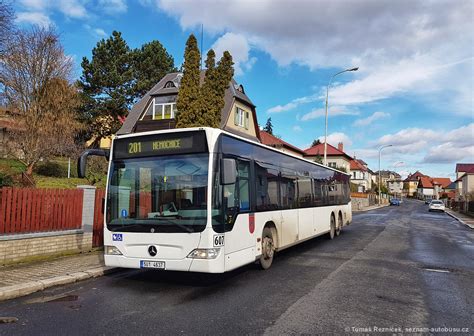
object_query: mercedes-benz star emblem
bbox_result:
[148,245,157,257]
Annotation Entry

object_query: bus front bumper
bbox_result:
[104,253,225,273]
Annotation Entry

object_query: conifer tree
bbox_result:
[200,49,219,127]
[263,117,273,134]
[211,51,234,126]
[176,35,202,127]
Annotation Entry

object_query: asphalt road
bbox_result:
[1,199,473,335]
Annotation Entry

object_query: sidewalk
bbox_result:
[446,209,474,229]
[0,250,116,302]
[353,203,390,212]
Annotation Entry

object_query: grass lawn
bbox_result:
[0,158,106,189]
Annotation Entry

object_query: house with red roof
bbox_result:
[350,158,372,192]
[455,163,474,199]
[403,171,426,197]
[303,142,352,172]
[259,130,305,157]
[417,176,453,202]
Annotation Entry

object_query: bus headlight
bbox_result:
[187,248,220,259]
[105,246,123,255]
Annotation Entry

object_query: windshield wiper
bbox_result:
[109,223,148,232]
[149,215,194,233]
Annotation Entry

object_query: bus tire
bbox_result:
[328,214,336,240]
[259,227,275,270]
[336,212,343,236]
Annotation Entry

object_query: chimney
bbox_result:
[338,142,344,152]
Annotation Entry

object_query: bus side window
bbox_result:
[237,161,250,211]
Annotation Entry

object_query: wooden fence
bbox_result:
[0,187,83,235]
[93,189,105,247]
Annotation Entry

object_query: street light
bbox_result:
[324,67,359,165]
[378,145,393,205]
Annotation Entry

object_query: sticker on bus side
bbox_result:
[112,233,123,241]
[213,235,224,247]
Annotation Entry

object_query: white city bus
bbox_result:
[79,127,352,272]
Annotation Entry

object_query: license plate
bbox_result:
[140,260,165,269]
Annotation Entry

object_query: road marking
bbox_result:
[423,268,451,273]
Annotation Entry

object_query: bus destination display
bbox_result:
[113,131,207,159]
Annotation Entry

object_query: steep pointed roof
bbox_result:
[117,71,259,140]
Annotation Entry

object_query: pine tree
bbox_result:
[263,117,273,134]
[176,34,202,128]
[78,31,134,144]
[132,40,176,98]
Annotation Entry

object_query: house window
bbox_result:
[141,98,177,121]
[353,172,356,179]
[164,81,175,88]
[328,162,337,168]
[234,107,249,129]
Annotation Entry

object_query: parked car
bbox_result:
[390,198,401,206]
[428,200,445,212]
[425,199,431,204]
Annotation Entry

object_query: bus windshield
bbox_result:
[107,153,209,233]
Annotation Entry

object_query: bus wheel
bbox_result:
[328,215,336,240]
[336,212,343,236]
[259,227,275,270]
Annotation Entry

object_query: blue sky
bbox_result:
[13,0,474,179]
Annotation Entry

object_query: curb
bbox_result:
[353,203,390,212]
[446,211,474,229]
[0,266,119,302]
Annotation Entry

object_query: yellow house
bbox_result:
[116,72,260,142]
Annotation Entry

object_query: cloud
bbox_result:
[98,0,128,15]
[211,32,256,76]
[267,94,319,113]
[15,12,53,27]
[157,0,473,115]
[292,125,302,132]
[57,0,87,18]
[300,106,358,121]
[318,132,353,148]
[17,0,87,24]
[366,124,474,165]
[423,143,474,164]
[353,111,390,127]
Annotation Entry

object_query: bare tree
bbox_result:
[0,26,83,177]
[0,0,14,55]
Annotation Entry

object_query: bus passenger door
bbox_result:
[280,171,299,246]
[223,160,254,269]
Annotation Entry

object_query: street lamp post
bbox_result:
[324,67,359,165]
[378,145,393,205]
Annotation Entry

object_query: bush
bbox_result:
[35,161,67,177]
[0,172,14,187]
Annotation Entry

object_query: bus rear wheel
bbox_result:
[336,212,343,236]
[328,215,336,240]
[259,227,275,270]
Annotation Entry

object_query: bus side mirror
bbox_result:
[221,158,237,185]
[77,149,110,178]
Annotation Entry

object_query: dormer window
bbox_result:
[234,107,249,129]
[141,98,177,120]
[164,81,175,88]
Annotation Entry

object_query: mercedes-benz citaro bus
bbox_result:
[78,127,352,273]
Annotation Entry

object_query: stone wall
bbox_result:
[0,231,93,265]
[351,197,369,210]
